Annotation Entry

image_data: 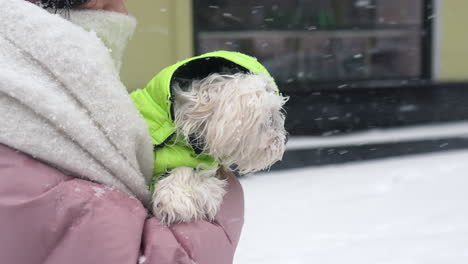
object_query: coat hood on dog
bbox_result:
[130,51,278,185]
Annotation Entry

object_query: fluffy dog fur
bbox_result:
[152,167,228,224]
[152,72,288,224]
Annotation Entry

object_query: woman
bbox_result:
[0,0,244,263]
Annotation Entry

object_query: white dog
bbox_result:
[131,53,289,224]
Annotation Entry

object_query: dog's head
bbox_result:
[173,73,288,174]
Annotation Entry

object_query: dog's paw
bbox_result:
[151,167,227,224]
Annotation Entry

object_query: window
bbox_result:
[194,0,431,89]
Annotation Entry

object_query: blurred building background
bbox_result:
[121,0,468,162]
[122,0,468,89]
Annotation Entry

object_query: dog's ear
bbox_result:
[171,78,215,145]
[171,73,243,155]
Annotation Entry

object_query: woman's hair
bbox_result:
[38,0,89,9]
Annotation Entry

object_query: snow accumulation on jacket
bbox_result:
[0,0,244,263]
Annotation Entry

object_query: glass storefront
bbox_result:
[194,0,428,87]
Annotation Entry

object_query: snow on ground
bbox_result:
[236,150,468,264]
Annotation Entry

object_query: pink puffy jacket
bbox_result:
[0,144,244,264]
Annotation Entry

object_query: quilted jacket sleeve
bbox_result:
[0,144,244,264]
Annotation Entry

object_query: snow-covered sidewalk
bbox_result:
[287,121,468,150]
[236,150,468,264]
